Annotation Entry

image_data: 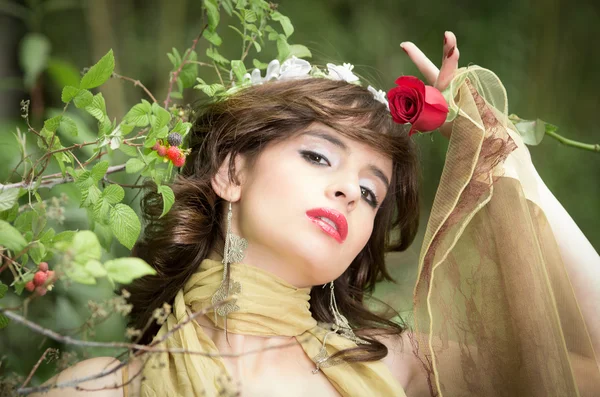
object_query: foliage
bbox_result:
[0,0,313,392]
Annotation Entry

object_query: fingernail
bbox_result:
[400,43,408,54]
[447,46,455,58]
[444,32,447,45]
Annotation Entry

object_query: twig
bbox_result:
[21,347,55,388]
[5,301,306,395]
[0,164,127,190]
[112,72,158,103]
[163,24,209,109]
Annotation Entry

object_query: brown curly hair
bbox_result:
[127,77,421,363]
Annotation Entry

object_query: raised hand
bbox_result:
[400,31,460,92]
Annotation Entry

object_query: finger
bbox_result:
[400,41,439,85]
[436,32,460,91]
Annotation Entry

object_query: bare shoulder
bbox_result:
[30,356,143,397]
[375,331,431,397]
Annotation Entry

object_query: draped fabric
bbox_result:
[140,259,406,396]
[137,66,600,396]
[410,66,600,396]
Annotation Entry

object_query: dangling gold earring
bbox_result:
[312,280,368,373]
[211,201,247,334]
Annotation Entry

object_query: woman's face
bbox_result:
[231,123,393,288]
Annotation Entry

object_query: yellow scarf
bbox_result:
[140,259,406,396]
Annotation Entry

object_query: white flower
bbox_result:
[242,68,263,85]
[278,56,311,80]
[368,85,389,110]
[326,62,359,83]
[265,59,281,81]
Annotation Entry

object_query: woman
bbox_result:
[33,32,600,397]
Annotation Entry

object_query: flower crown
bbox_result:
[234,56,450,136]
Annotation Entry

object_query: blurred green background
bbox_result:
[1,0,599,387]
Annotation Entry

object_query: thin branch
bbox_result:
[102,176,145,189]
[21,348,56,388]
[163,24,209,109]
[0,164,127,190]
[112,72,158,103]
[4,302,306,395]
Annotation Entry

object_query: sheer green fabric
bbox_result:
[410,66,600,396]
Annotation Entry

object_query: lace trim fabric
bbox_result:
[410,66,600,396]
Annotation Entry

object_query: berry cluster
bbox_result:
[25,262,55,296]
[152,133,186,167]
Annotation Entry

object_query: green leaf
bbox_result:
[39,227,56,244]
[0,283,7,299]
[44,115,63,132]
[91,160,109,182]
[59,115,78,137]
[288,44,312,59]
[203,29,222,46]
[61,85,80,103]
[513,118,548,146]
[105,257,156,284]
[102,184,125,204]
[152,103,171,131]
[0,188,20,212]
[85,93,107,122]
[109,204,141,249]
[0,314,9,329]
[85,259,107,278]
[53,230,76,243]
[19,33,52,89]
[230,60,247,82]
[124,100,152,127]
[0,220,28,252]
[271,11,294,37]
[276,34,290,62]
[206,47,230,65]
[80,49,115,90]
[73,89,93,108]
[81,185,102,207]
[157,185,174,218]
[253,59,269,70]
[125,158,146,174]
[204,0,220,31]
[119,143,139,157]
[72,230,102,264]
[179,50,198,88]
[29,241,46,264]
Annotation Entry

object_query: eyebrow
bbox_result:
[304,130,391,189]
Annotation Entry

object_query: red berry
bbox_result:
[38,262,49,272]
[166,146,180,161]
[173,155,186,167]
[152,142,161,151]
[33,271,48,286]
[25,281,35,292]
[157,145,168,157]
[35,286,47,296]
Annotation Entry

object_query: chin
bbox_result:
[294,235,352,286]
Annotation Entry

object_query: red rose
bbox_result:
[387,76,449,136]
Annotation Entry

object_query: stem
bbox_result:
[545,129,600,153]
[21,347,55,388]
[0,164,127,190]
[163,24,209,109]
[112,72,158,103]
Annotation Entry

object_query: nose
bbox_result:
[326,179,361,212]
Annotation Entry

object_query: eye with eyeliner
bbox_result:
[300,150,380,208]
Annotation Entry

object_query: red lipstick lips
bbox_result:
[306,208,348,243]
